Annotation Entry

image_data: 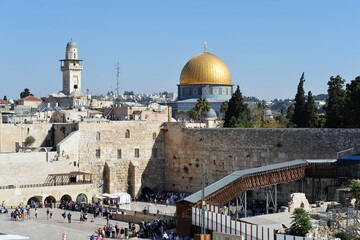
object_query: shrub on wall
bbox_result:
[25,136,35,146]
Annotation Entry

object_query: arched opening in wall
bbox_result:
[96,132,100,141]
[60,194,72,203]
[153,132,156,140]
[27,196,42,208]
[103,163,110,194]
[44,196,56,208]
[125,129,130,138]
[76,193,88,204]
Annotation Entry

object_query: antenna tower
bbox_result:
[115,62,120,96]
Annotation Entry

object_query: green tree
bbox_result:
[252,102,266,128]
[334,231,350,240]
[292,73,307,127]
[220,101,228,120]
[290,208,312,236]
[325,75,346,128]
[224,85,253,128]
[195,97,210,122]
[188,107,200,121]
[3,96,7,101]
[305,91,318,127]
[20,88,34,98]
[344,76,360,127]
[350,183,360,206]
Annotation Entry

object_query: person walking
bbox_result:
[120,228,125,240]
[67,212,72,223]
[46,208,49,220]
[115,223,119,238]
[35,208,38,218]
[50,208,53,219]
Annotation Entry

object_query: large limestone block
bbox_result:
[288,193,311,213]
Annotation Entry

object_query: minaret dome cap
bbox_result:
[66,39,77,49]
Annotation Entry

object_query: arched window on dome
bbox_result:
[125,129,130,138]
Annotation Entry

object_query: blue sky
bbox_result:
[1,0,360,100]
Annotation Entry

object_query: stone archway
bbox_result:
[76,193,88,204]
[27,196,42,208]
[60,194,72,203]
[44,196,56,208]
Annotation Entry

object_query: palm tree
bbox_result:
[196,97,210,122]
[220,101,228,120]
[188,107,200,121]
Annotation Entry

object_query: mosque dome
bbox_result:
[66,40,77,49]
[180,52,232,86]
[204,108,217,118]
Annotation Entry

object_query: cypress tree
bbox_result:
[324,75,346,128]
[224,85,252,128]
[345,76,360,127]
[292,73,307,127]
[305,91,318,127]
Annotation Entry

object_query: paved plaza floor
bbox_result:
[0,202,176,240]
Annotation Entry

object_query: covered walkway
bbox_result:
[177,159,340,235]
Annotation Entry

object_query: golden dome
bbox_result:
[179,52,232,86]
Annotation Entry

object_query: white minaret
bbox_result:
[60,39,83,95]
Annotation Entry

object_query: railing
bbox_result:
[0,181,92,189]
[61,65,83,71]
[192,206,275,240]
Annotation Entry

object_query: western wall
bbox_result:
[163,124,360,201]
[1,120,360,206]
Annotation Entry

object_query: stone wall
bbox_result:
[0,123,54,152]
[0,152,78,186]
[57,121,165,198]
[164,124,360,194]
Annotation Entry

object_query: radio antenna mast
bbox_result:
[115,62,120,96]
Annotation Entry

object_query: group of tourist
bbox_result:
[139,192,188,206]
[0,206,8,214]
[137,218,175,238]
[90,222,125,240]
[10,206,35,221]
[225,199,283,217]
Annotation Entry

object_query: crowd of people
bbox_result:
[139,192,188,206]
[224,198,284,218]
[89,222,126,240]
[137,218,175,238]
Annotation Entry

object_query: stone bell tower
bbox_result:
[59,39,83,95]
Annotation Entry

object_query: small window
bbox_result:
[135,148,139,158]
[96,132,100,141]
[117,149,122,159]
[96,149,101,158]
[153,132,157,140]
[125,129,130,138]
[153,148,158,158]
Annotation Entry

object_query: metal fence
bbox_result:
[192,207,275,240]
[275,234,324,240]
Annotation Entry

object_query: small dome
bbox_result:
[69,91,84,98]
[66,39,77,49]
[180,52,232,86]
[204,108,217,118]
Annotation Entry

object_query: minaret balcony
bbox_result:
[61,65,83,71]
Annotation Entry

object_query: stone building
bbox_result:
[16,96,42,108]
[43,40,92,109]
